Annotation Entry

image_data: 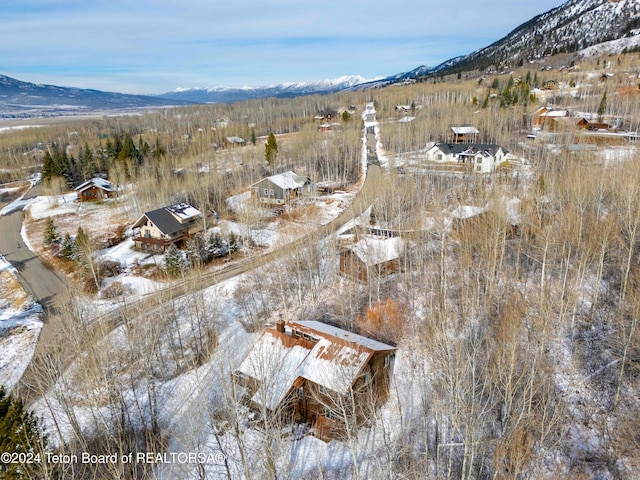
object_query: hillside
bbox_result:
[431,0,640,75]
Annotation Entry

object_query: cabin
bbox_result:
[339,236,405,283]
[74,177,117,202]
[449,125,479,144]
[532,106,569,129]
[251,171,313,206]
[131,203,203,252]
[424,143,509,173]
[232,320,396,439]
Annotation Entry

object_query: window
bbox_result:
[293,330,301,337]
[324,407,336,419]
[297,387,304,399]
[476,156,483,164]
[263,188,268,196]
[318,384,328,395]
[269,188,274,195]
[384,355,391,368]
[436,154,443,160]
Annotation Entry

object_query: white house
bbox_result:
[424,143,510,173]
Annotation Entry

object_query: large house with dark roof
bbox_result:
[425,142,510,173]
[232,319,396,439]
[132,203,203,252]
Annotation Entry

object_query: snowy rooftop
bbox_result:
[296,337,371,394]
[451,125,479,135]
[290,320,396,352]
[166,203,203,221]
[74,177,114,192]
[348,236,405,266]
[256,171,311,190]
[450,205,486,220]
[236,330,309,411]
[235,320,395,407]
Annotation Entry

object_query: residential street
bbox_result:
[0,184,68,311]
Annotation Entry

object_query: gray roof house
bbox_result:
[425,143,510,174]
[132,203,203,252]
[251,171,313,206]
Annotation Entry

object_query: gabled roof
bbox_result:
[348,237,405,266]
[296,337,372,394]
[450,125,479,135]
[132,203,202,235]
[235,320,396,408]
[253,171,311,190]
[74,177,114,192]
[290,320,395,352]
[236,330,310,411]
[431,143,508,156]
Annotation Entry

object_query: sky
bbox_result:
[0,0,566,95]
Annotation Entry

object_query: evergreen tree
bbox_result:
[250,129,257,146]
[73,226,90,265]
[597,91,607,118]
[264,132,278,168]
[41,151,54,181]
[43,218,60,247]
[0,386,47,480]
[164,245,186,276]
[59,233,75,260]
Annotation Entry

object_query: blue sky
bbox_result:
[1,1,565,95]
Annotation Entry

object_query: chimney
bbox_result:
[276,314,285,333]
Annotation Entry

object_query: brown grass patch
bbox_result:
[0,270,31,310]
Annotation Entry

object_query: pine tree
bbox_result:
[43,218,60,247]
[597,91,607,118]
[265,132,278,168]
[73,226,90,265]
[164,245,186,276]
[0,386,47,480]
[59,233,75,259]
[41,151,54,181]
[250,129,257,146]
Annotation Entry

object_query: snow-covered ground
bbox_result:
[0,254,42,392]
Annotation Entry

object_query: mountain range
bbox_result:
[1,0,638,115]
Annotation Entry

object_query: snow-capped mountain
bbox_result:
[0,74,193,119]
[160,76,368,103]
[430,0,640,75]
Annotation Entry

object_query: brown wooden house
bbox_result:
[232,320,396,440]
[131,203,203,252]
[339,236,405,283]
[74,177,117,201]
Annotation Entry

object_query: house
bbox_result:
[251,171,313,206]
[339,236,405,282]
[131,203,203,252]
[450,125,479,143]
[424,143,510,173]
[232,320,396,439]
[532,106,568,129]
[74,177,117,201]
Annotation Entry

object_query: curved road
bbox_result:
[0,185,68,311]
